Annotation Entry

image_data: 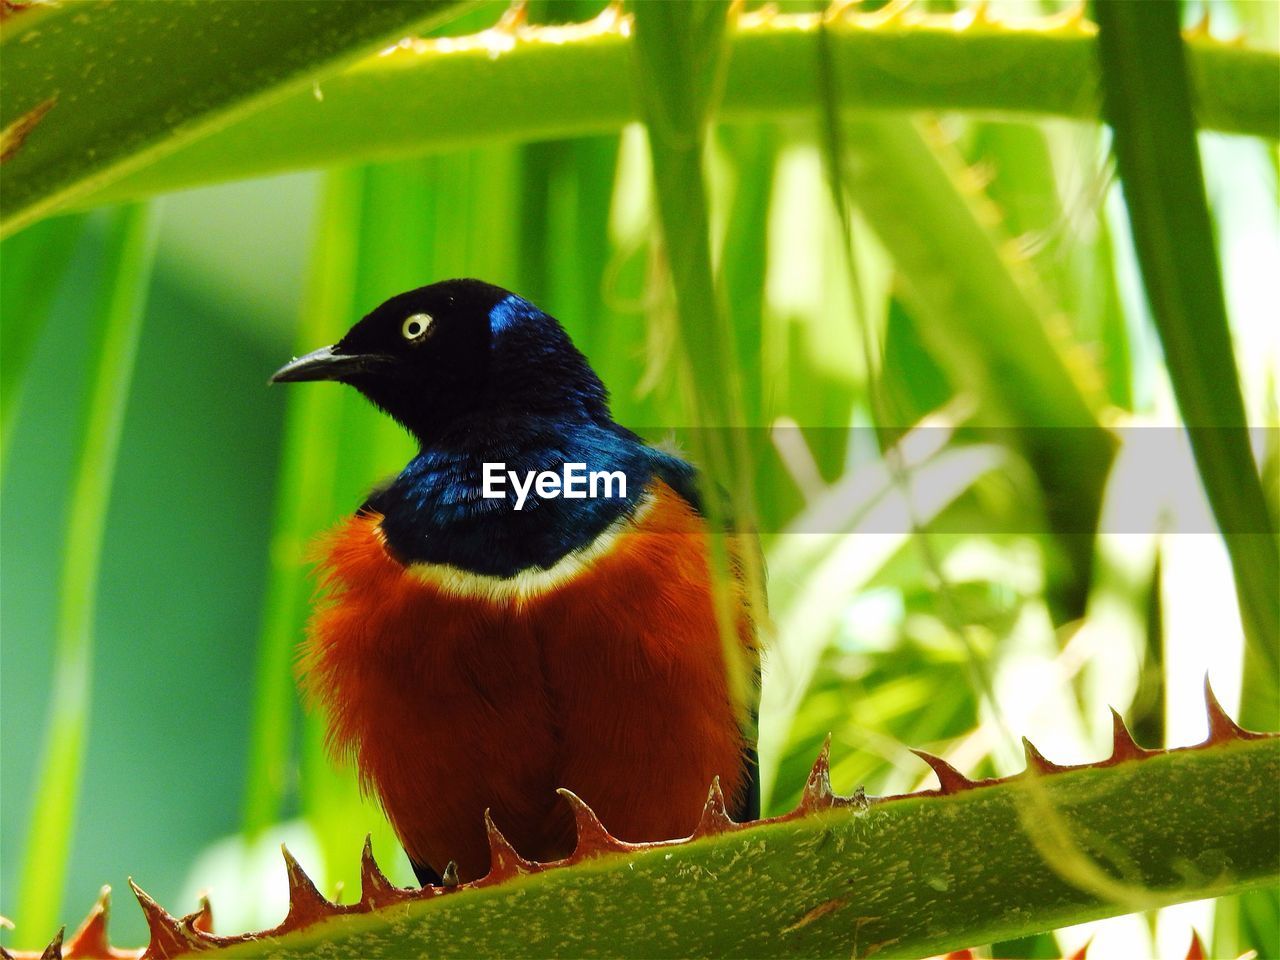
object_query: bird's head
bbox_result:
[271,279,609,444]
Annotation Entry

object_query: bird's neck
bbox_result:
[369,418,656,578]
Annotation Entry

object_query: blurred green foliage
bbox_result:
[2,1,1276,956]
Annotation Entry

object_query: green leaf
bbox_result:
[0,0,468,237]
[0,212,87,465]
[630,1,738,434]
[1096,0,1279,725]
[14,202,159,944]
[630,0,760,713]
[241,172,365,840]
[67,12,1280,215]
[829,115,1116,599]
[759,434,1011,804]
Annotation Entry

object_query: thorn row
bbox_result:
[379,0,1262,73]
[28,680,1270,958]
[909,677,1270,794]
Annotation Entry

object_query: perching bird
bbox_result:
[271,279,760,885]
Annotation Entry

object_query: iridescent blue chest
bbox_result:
[364,419,698,578]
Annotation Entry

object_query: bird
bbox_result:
[271,278,761,885]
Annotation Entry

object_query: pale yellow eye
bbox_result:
[402,313,432,340]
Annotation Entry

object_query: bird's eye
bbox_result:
[401,313,432,340]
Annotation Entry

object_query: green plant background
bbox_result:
[2,0,1277,957]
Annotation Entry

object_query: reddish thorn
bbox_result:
[693,776,735,836]
[280,845,333,929]
[910,749,974,794]
[556,788,625,860]
[38,926,63,960]
[1021,737,1063,775]
[65,886,111,959]
[176,893,215,945]
[358,835,403,908]
[191,895,212,935]
[482,810,537,882]
[1067,936,1092,960]
[1203,675,1257,743]
[799,735,835,812]
[1106,708,1149,763]
[1185,930,1206,960]
[128,879,188,960]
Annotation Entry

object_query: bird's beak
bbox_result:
[269,345,388,384]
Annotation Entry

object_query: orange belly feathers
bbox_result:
[301,480,756,881]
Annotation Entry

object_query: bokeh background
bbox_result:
[2,1,1277,956]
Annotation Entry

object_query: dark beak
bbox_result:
[269,345,389,384]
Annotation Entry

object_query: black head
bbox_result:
[271,279,610,444]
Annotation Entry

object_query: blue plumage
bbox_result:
[367,421,685,576]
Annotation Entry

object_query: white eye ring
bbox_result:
[401,313,432,340]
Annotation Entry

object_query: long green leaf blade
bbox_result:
[1096,0,1279,724]
[630,0,761,714]
[0,213,87,465]
[0,0,467,237]
[14,202,159,943]
[831,116,1116,598]
[242,176,366,838]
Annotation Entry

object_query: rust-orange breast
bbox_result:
[301,480,756,881]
